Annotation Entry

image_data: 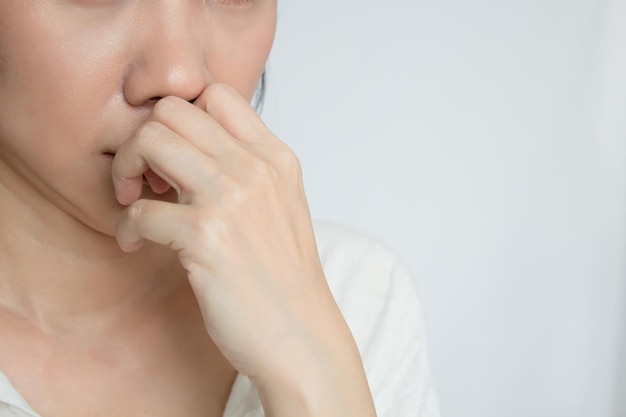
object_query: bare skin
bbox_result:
[0,1,377,416]
[0,274,237,417]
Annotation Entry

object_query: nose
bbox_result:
[123,7,210,105]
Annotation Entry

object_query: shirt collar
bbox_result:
[0,371,39,416]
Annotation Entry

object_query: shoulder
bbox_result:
[313,221,410,294]
[312,220,424,355]
[313,221,420,312]
[313,219,421,337]
[313,221,440,417]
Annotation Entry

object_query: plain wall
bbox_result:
[261,1,626,417]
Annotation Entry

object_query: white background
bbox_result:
[261,1,626,417]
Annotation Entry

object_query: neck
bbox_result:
[0,165,184,333]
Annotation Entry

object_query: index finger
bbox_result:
[112,121,215,206]
[194,83,275,145]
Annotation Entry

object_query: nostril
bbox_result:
[150,96,196,104]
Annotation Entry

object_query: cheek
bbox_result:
[0,4,126,230]
[0,9,127,170]
[207,6,277,101]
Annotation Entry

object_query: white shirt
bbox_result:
[0,222,441,417]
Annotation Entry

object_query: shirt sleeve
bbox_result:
[364,259,441,417]
[314,222,441,417]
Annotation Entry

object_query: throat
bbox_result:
[0,240,186,333]
[0,284,237,417]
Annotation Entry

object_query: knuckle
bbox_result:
[127,199,145,220]
[250,156,271,176]
[249,156,280,186]
[218,174,246,206]
[191,212,224,248]
[275,145,302,179]
[282,147,301,170]
[213,169,236,190]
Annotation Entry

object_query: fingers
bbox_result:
[112,121,216,206]
[111,88,250,207]
[116,198,191,253]
[194,83,299,172]
[112,83,286,255]
[144,168,171,195]
[194,83,275,145]
[150,96,237,156]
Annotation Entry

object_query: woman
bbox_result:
[0,1,439,416]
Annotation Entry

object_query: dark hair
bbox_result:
[253,70,266,113]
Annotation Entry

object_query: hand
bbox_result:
[112,84,376,416]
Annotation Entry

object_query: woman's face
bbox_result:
[0,0,276,236]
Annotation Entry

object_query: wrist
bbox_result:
[249,318,377,417]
